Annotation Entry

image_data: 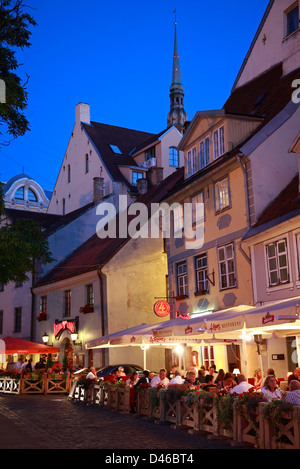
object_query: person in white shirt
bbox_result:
[285,380,300,405]
[230,374,254,394]
[151,368,169,389]
[261,375,283,401]
[169,371,184,385]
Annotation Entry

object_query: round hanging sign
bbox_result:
[154,300,170,318]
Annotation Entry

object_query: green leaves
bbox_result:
[0,0,37,144]
[0,217,54,285]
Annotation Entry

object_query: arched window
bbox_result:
[14,186,24,199]
[28,188,37,202]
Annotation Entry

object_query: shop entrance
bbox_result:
[61,337,74,370]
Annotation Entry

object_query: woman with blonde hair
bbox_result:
[254,368,263,390]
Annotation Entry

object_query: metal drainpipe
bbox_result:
[237,155,252,265]
[97,265,106,367]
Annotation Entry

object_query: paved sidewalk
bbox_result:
[0,394,250,450]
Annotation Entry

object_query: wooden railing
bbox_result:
[0,374,71,395]
[69,381,300,449]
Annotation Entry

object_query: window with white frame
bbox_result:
[186,146,198,177]
[199,137,210,169]
[195,253,208,293]
[215,177,230,212]
[266,238,290,286]
[173,204,183,234]
[213,126,225,159]
[218,243,236,289]
[176,261,188,297]
[201,345,214,370]
[191,192,204,225]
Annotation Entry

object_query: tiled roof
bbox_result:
[4,208,61,229]
[34,168,184,287]
[224,63,300,134]
[81,121,155,188]
[243,174,300,239]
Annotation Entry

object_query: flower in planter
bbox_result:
[79,304,94,314]
[37,311,47,321]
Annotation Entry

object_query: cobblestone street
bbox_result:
[0,394,250,451]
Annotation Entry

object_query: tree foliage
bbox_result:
[0,0,37,145]
[0,183,54,285]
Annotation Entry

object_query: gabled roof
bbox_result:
[81,121,155,188]
[243,174,300,239]
[34,168,184,287]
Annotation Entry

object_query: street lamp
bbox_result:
[42,332,49,344]
[71,332,82,349]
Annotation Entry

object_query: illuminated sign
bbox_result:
[262,312,274,325]
[54,319,78,339]
[154,300,170,318]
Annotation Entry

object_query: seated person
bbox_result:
[170,371,184,385]
[285,380,300,405]
[184,371,199,387]
[261,375,283,401]
[217,372,235,392]
[202,374,217,392]
[151,368,169,389]
[230,374,254,394]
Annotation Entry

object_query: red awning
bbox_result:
[1,337,59,354]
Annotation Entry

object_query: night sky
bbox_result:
[1,0,270,192]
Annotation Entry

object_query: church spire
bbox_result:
[167,16,188,133]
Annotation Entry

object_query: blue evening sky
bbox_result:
[1,0,270,191]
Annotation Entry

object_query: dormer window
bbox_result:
[132,171,143,186]
[145,146,155,161]
[213,126,225,160]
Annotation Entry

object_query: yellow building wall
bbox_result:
[102,234,170,371]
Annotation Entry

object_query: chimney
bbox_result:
[155,167,164,185]
[75,102,90,124]
[137,178,148,195]
[93,177,104,204]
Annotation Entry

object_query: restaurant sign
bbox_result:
[54,318,78,339]
[206,315,244,333]
[154,300,170,318]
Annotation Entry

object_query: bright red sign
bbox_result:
[154,300,170,318]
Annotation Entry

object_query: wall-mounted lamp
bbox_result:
[71,332,82,349]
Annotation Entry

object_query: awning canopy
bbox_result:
[86,296,300,350]
[0,337,59,355]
